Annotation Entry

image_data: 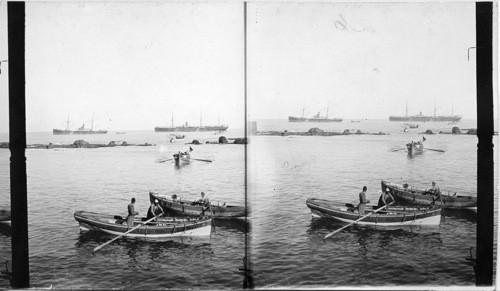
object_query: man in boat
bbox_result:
[197,192,210,206]
[358,186,370,216]
[427,182,443,204]
[127,198,139,228]
[147,199,165,221]
[378,188,395,210]
[181,147,193,158]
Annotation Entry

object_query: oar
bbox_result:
[157,158,174,163]
[390,148,406,152]
[425,148,445,153]
[428,194,442,206]
[191,158,212,163]
[93,215,158,252]
[199,203,212,217]
[324,202,393,240]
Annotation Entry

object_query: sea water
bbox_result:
[0,119,497,288]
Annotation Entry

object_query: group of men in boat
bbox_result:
[125,191,210,228]
[358,181,441,215]
[358,186,395,215]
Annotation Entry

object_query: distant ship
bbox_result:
[289,102,343,122]
[53,115,108,135]
[389,102,462,122]
[155,115,228,132]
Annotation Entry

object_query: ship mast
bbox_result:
[171,112,174,127]
[301,103,305,119]
[91,113,95,131]
[326,100,330,119]
[65,114,70,131]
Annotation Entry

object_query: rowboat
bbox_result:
[406,141,424,154]
[150,192,246,219]
[173,153,190,165]
[74,211,212,238]
[306,198,442,226]
[382,181,477,210]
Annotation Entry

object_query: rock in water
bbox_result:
[233,138,247,144]
[192,140,200,145]
[467,129,477,135]
[452,127,461,134]
[219,136,228,144]
[73,140,89,148]
[425,129,434,134]
[307,128,324,135]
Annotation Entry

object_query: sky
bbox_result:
[0,1,495,133]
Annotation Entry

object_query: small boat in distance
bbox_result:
[306,198,442,226]
[74,211,212,238]
[382,181,477,210]
[116,131,126,134]
[53,114,108,135]
[150,192,246,219]
[406,140,424,154]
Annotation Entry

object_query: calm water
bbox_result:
[248,119,497,288]
[0,129,247,289]
[0,120,497,288]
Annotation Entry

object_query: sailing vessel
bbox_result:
[289,102,342,122]
[389,101,462,122]
[53,114,108,135]
[155,114,228,132]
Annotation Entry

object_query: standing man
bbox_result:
[358,186,370,216]
[127,198,139,228]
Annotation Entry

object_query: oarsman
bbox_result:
[378,188,395,210]
[147,199,165,221]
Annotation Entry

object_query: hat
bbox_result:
[154,199,159,204]
[201,192,205,195]
[385,188,390,192]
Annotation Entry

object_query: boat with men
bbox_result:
[306,198,442,227]
[74,210,212,239]
[382,181,477,210]
[150,192,246,219]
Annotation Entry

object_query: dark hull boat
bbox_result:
[53,129,108,135]
[306,198,442,226]
[74,211,212,238]
[382,181,477,210]
[155,125,228,132]
[150,192,246,219]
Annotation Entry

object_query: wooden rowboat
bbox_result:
[150,192,246,219]
[74,211,212,238]
[306,198,442,226]
[382,181,477,210]
[406,141,424,154]
[173,153,190,165]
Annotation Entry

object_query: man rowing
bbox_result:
[147,199,165,221]
[378,188,395,210]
